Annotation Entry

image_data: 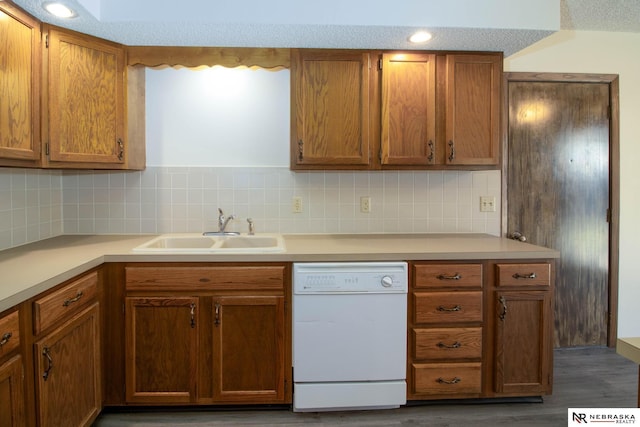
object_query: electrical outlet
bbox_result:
[360,196,371,213]
[292,196,303,213]
[480,196,496,212]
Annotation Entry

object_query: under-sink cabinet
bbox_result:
[123,263,290,405]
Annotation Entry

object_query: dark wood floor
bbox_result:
[94,347,638,426]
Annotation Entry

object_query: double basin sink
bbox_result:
[133,233,285,253]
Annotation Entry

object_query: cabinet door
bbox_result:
[445,54,501,166]
[494,290,552,395]
[0,355,25,427]
[0,2,40,166]
[291,49,371,169]
[380,53,437,166]
[213,296,285,402]
[125,297,198,404]
[45,27,125,166]
[34,303,101,427]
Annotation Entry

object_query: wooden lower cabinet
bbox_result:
[123,263,290,406]
[125,297,198,404]
[0,355,26,427]
[34,303,101,427]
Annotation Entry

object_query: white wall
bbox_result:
[504,30,640,338]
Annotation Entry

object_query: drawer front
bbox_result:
[413,327,482,360]
[33,271,98,335]
[0,310,20,358]
[412,362,482,395]
[413,263,482,289]
[496,263,551,287]
[414,291,482,324]
[126,265,285,291]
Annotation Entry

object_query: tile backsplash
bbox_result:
[1,166,501,251]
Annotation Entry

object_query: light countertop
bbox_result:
[618,338,640,365]
[0,233,559,313]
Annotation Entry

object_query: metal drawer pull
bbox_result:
[499,296,507,320]
[427,140,434,163]
[0,332,12,346]
[437,341,461,349]
[42,347,53,381]
[214,303,221,326]
[448,140,455,162]
[62,291,84,307]
[190,303,196,328]
[437,377,461,385]
[513,272,537,279]
[436,273,461,280]
[437,305,462,312]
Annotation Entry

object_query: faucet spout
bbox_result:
[217,208,235,233]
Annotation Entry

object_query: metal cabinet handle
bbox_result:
[0,332,12,347]
[427,140,434,163]
[513,272,537,279]
[62,291,83,307]
[437,305,461,312]
[437,273,461,281]
[437,341,461,349]
[437,377,461,385]
[499,296,507,320]
[190,303,196,328]
[214,302,221,326]
[448,140,455,162]
[117,138,124,161]
[42,347,53,381]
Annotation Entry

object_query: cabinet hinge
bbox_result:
[45,143,49,156]
[45,34,49,49]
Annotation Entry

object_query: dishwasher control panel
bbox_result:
[293,262,407,293]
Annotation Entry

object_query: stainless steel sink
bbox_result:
[133,233,285,253]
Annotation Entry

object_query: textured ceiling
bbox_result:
[10,0,639,56]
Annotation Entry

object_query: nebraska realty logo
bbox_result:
[569,408,639,424]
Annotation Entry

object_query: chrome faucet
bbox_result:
[217,208,235,232]
[203,208,239,236]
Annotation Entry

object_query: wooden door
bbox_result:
[380,52,437,166]
[0,2,40,166]
[45,27,125,166]
[494,290,552,395]
[212,296,285,402]
[34,304,101,427]
[506,77,616,347]
[445,54,501,166]
[125,297,198,403]
[291,49,371,169]
[0,355,25,427]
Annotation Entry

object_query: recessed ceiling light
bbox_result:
[408,31,433,44]
[43,2,76,18]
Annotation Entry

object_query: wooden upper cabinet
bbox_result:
[43,26,126,168]
[291,49,371,169]
[0,2,41,167]
[380,52,436,166]
[445,54,502,166]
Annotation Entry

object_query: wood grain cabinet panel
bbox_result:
[34,303,101,427]
[0,355,26,427]
[496,263,551,287]
[412,362,482,395]
[0,310,21,358]
[43,26,126,168]
[290,49,372,169]
[0,1,41,167]
[414,291,483,324]
[413,263,483,289]
[413,327,482,360]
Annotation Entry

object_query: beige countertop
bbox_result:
[618,338,640,365]
[0,233,559,313]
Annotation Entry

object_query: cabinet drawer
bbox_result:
[496,263,551,287]
[125,265,286,291]
[412,362,482,395]
[413,263,482,289]
[0,310,20,358]
[414,291,482,324]
[413,327,482,360]
[33,271,98,335]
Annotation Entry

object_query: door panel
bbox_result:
[507,81,610,347]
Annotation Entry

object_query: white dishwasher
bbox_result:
[292,262,408,412]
